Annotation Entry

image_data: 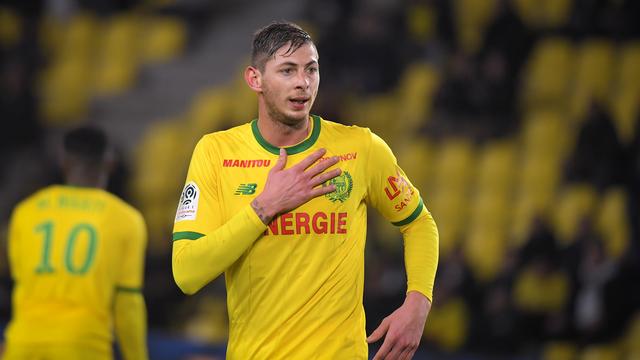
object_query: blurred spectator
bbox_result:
[565,101,626,190]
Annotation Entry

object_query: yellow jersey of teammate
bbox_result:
[5,185,147,357]
[173,115,438,359]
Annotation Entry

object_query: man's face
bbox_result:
[259,42,319,126]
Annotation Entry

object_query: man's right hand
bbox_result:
[251,148,341,224]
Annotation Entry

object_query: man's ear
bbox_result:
[244,66,262,92]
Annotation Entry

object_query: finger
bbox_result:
[385,341,405,360]
[310,168,342,187]
[372,338,393,360]
[306,155,339,178]
[367,319,389,343]
[272,148,287,171]
[293,148,326,171]
[400,347,417,360]
[308,184,336,199]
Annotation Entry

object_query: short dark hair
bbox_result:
[63,126,109,165]
[251,21,313,71]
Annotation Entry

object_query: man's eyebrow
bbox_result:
[276,60,319,68]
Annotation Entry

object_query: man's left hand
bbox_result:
[367,291,431,360]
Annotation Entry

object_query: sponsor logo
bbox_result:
[175,182,199,222]
[325,171,353,203]
[384,172,416,212]
[235,183,258,195]
[223,159,271,168]
[320,152,358,163]
[264,211,348,235]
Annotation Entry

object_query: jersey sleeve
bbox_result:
[365,131,424,224]
[116,209,147,291]
[365,130,439,301]
[171,136,267,295]
[173,136,222,238]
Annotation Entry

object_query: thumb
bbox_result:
[367,318,389,343]
[273,148,287,171]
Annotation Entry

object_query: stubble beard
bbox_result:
[263,86,310,130]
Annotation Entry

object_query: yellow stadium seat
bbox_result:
[521,110,572,160]
[188,88,230,135]
[469,192,510,235]
[522,37,574,109]
[433,139,476,192]
[429,190,469,258]
[0,7,21,47]
[406,3,436,43]
[59,13,99,63]
[422,297,469,351]
[553,185,599,246]
[615,42,640,94]
[39,59,92,124]
[454,0,497,53]
[580,344,621,360]
[570,40,615,121]
[513,266,570,313]
[596,188,630,259]
[626,312,640,355]
[476,140,517,195]
[514,0,572,28]
[140,17,186,63]
[610,90,639,144]
[227,73,259,126]
[183,295,229,343]
[395,62,440,130]
[93,15,140,95]
[131,119,189,206]
[542,341,578,360]
[395,137,433,194]
[465,225,507,282]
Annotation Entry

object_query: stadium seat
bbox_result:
[570,39,615,122]
[553,184,599,247]
[0,6,21,47]
[464,224,507,282]
[610,42,640,144]
[433,139,475,192]
[514,0,573,28]
[140,16,186,63]
[40,59,92,124]
[93,15,140,95]
[406,3,436,43]
[395,137,434,194]
[475,140,517,195]
[227,74,259,126]
[513,265,570,313]
[596,188,630,259]
[454,0,497,53]
[188,88,230,135]
[522,37,574,110]
[422,297,469,351]
[395,62,440,130]
[625,312,640,356]
[183,295,229,344]
[521,110,572,160]
[542,341,578,360]
[429,189,468,258]
[579,344,621,360]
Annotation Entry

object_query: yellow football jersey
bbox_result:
[173,115,429,359]
[5,185,146,355]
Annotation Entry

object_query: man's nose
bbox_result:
[295,71,309,88]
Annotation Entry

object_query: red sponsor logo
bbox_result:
[223,159,271,168]
[320,152,358,163]
[384,173,415,212]
[264,211,348,235]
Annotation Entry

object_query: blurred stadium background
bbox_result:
[1,0,639,359]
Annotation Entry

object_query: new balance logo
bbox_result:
[235,183,257,195]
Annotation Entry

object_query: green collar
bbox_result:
[251,115,321,155]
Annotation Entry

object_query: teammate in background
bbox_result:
[172,22,439,359]
[3,127,148,360]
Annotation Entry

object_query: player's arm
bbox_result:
[114,211,148,360]
[172,140,340,295]
[364,132,439,360]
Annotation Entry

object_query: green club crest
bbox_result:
[325,171,353,203]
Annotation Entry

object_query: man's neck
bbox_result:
[257,113,311,148]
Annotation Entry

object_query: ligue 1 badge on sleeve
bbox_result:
[325,171,353,203]
[175,181,199,222]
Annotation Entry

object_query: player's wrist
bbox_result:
[251,195,278,225]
